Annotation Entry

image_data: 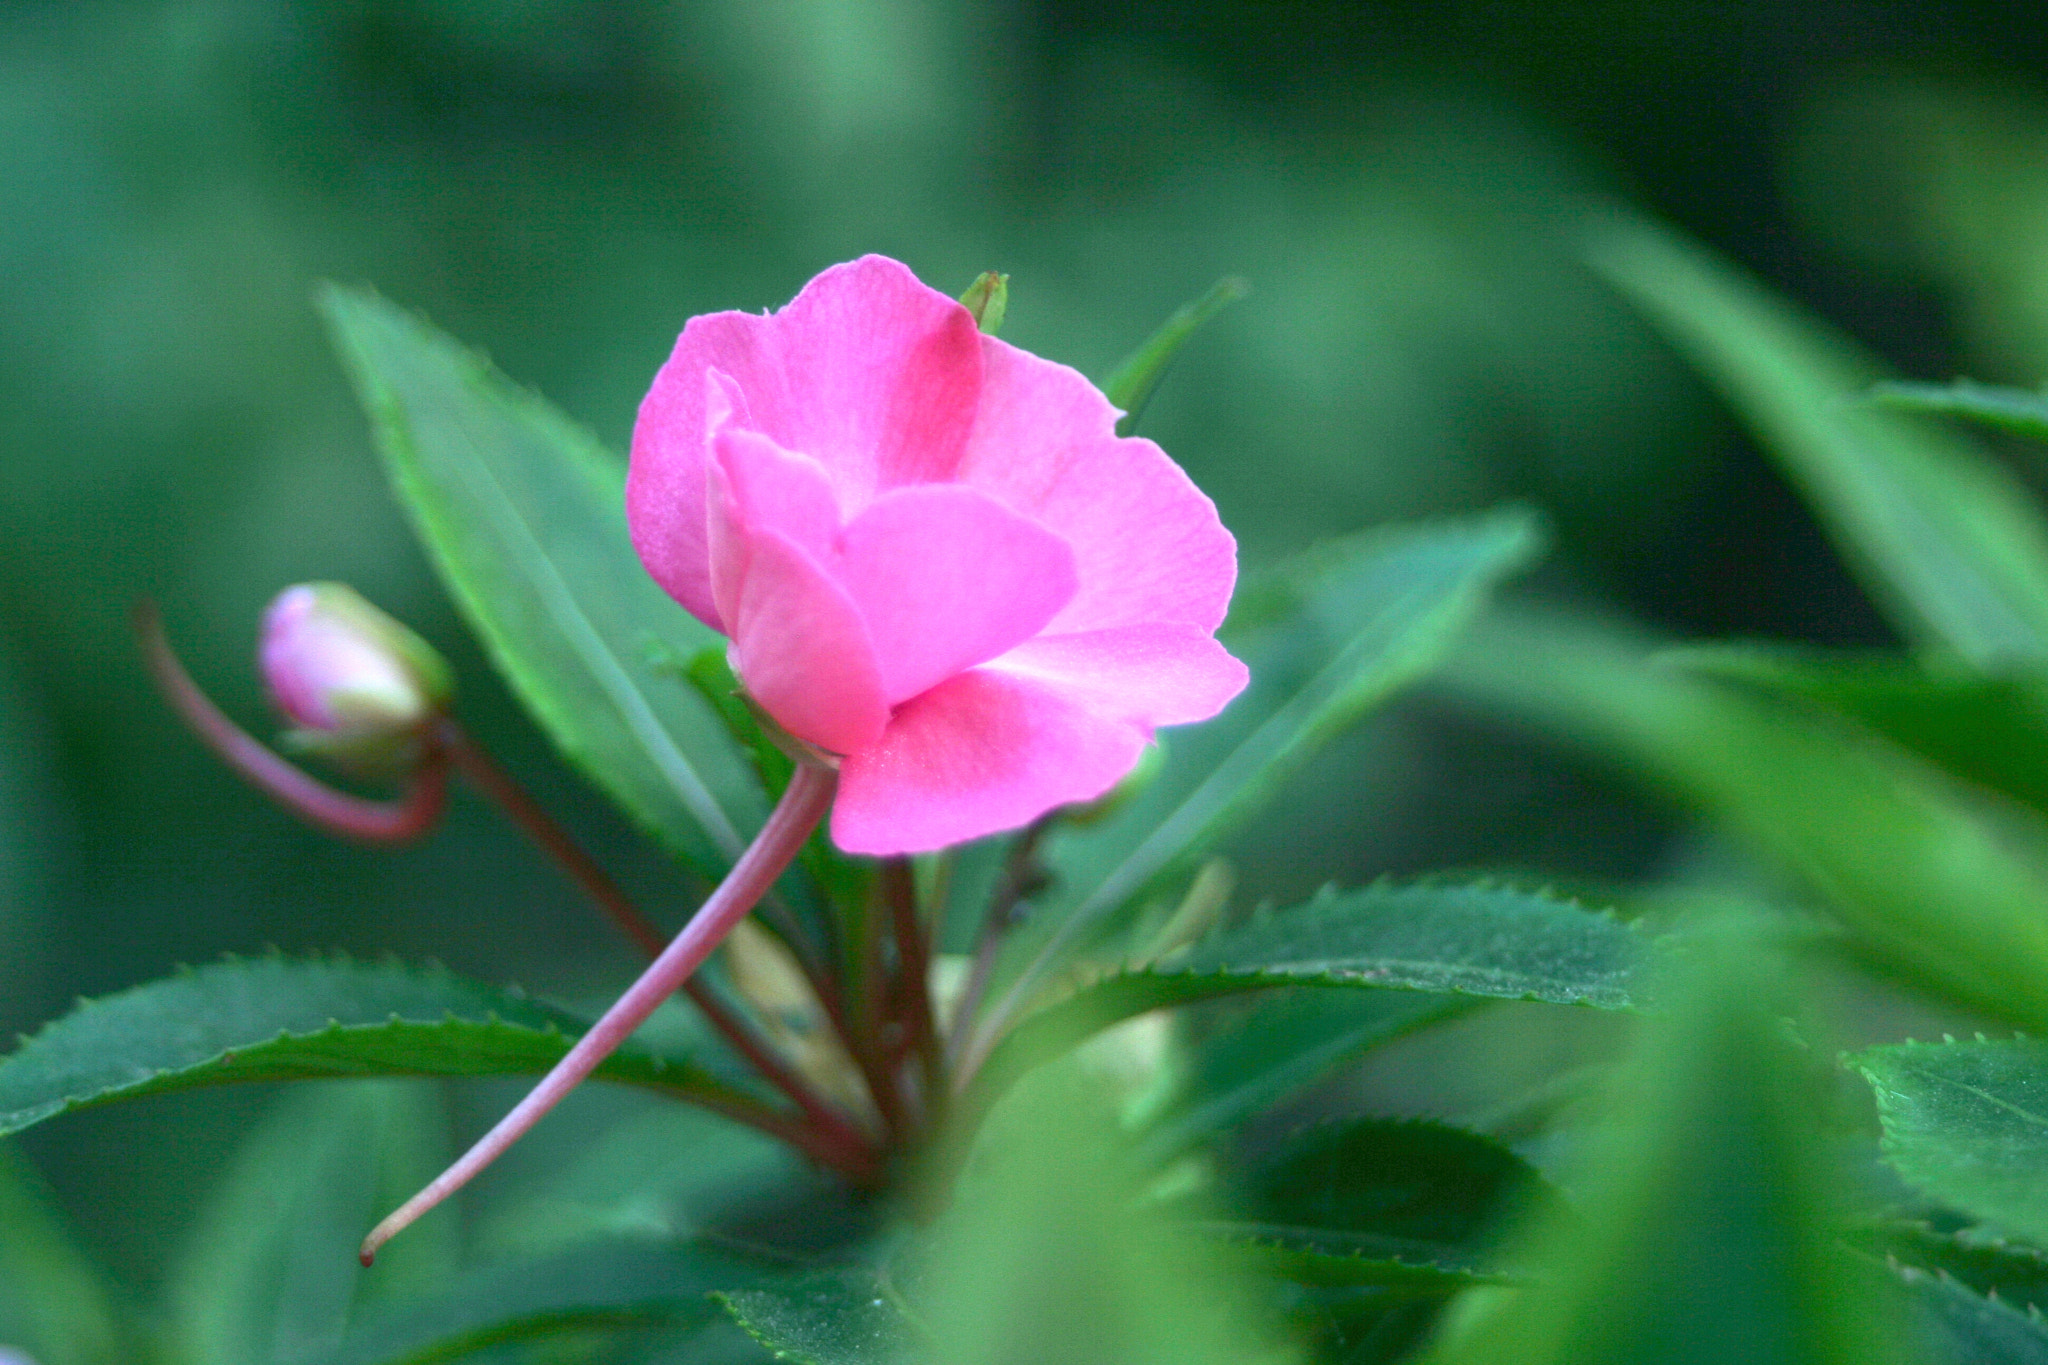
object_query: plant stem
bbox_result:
[137,600,449,843]
[435,719,873,1157]
[360,762,840,1265]
[882,858,942,1118]
[944,817,1052,1075]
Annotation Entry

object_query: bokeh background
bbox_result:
[8,0,2048,1303]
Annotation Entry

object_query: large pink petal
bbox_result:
[836,486,1078,706]
[985,624,1248,727]
[955,337,1237,634]
[832,669,1149,854]
[725,529,889,756]
[627,260,982,618]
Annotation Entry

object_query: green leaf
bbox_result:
[0,957,760,1137]
[310,1238,769,1365]
[1236,1117,1569,1256]
[1101,276,1250,436]
[995,510,1546,1034]
[1872,379,2048,444]
[1431,916,1911,1365]
[1444,608,2048,1033]
[967,882,1642,1116]
[318,284,761,874]
[1137,991,1465,1166]
[915,1063,1289,1365]
[0,1144,124,1365]
[1199,1118,1563,1300]
[716,1268,921,1365]
[1854,1037,2048,1247]
[1892,1263,2048,1365]
[167,1082,456,1365]
[1214,1229,1511,1294]
[1857,1221,2048,1314]
[1666,643,2048,818]
[1590,217,2048,671]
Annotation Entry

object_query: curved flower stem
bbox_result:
[360,761,840,1266]
[433,719,875,1156]
[136,600,447,844]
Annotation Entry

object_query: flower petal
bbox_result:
[707,416,845,624]
[832,669,1148,854]
[985,624,1248,728]
[628,258,982,625]
[836,485,1078,706]
[956,337,1238,634]
[724,528,889,756]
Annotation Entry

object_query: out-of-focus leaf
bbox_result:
[1666,644,2048,817]
[1591,218,2048,672]
[1893,1263,2048,1365]
[993,510,1546,1037]
[167,1082,457,1365]
[0,957,757,1136]
[1872,379,2048,444]
[968,882,1643,1112]
[1202,1119,1562,1300]
[1444,609,2048,1034]
[1431,916,1909,1365]
[1858,1222,2048,1314]
[1854,1037,2048,1248]
[716,1268,921,1365]
[0,1145,123,1365]
[1237,1118,1569,1256]
[473,1103,793,1259]
[319,284,760,875]
[916,1064,1288,1365]
[1101,276,1250,435]
[1137,991,1465,1166]
[309,1238,770,1365]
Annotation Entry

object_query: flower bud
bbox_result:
[259,583,451,769]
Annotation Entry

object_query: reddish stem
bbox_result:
[434,718,876,1156]
[882,859,942,1121]
[136,600,447,844]
[360,761,840,1265]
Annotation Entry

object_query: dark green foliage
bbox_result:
[0,957,755,1137]
[320,284,763,876]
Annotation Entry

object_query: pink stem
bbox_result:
[136,600,447,844]
[359,761,840,1265]
[435,718,876,1156]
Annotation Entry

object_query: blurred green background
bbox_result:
[8,0,2048,1303]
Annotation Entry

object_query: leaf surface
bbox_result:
[0,957,756,1136]
[320,285,760,873]
[1445,608,2048,1033]
[1101,276,1250,435]
[1873,379,2048,444]
[1436,916,1910,1365]
[717,1268,920,1365]
[1854,1037,2048,1248]
[994,511,1545,1034]
[1591,219,2048,671]
[1137,991,1464,1166]
[311,1238,768,1365]
[1667,643,2048,817]
[969,882,1641,1111]
[167,1082,456,1365]
[0,1144,124,1365]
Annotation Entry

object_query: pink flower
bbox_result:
[627,256,1247,854]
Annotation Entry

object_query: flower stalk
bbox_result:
[360,759,842,1265]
